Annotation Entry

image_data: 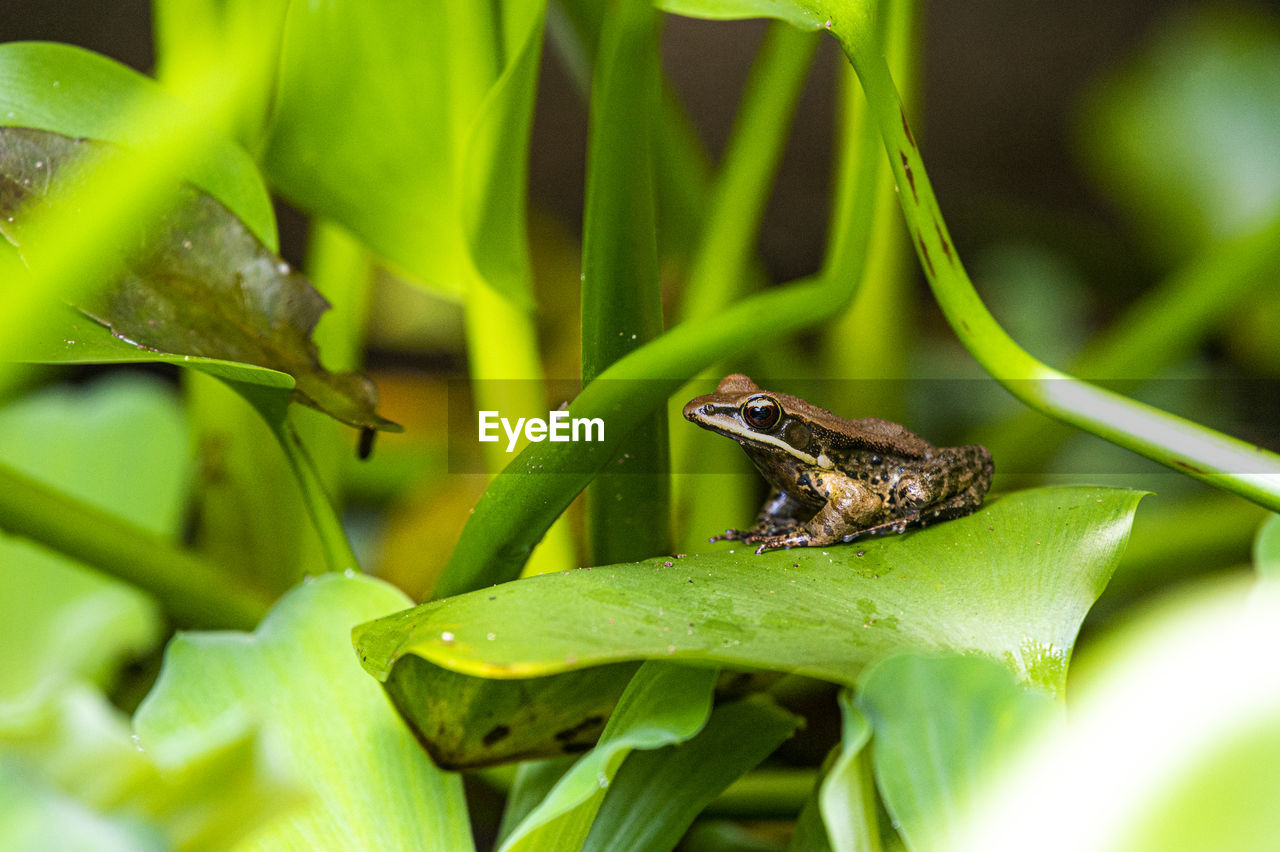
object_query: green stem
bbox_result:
[580,0,669,565]
[830,18,1280,511]
[821,1,916,423]
[0,461,270,628]
[271,413,360,573]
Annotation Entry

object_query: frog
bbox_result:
[683,374,993,553]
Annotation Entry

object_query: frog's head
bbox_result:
[683,374,833,469]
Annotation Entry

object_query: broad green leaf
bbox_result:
[245,0,546,302]
[0,40,275,247]
[381,656,638,769]
[358,487,1146,695]
[0,127,394,431]
[954,583,1280,852]
[818,692,877,852]
[498,663,716,852]
[0,375,180,716]
[134,574,473,851]
[656,0,828,31]
[858,652,1057,851]
[1254,513,1280,582]
[582,695,801,852]
[1077,8,1280,258]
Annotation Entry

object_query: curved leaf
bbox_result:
[582,695,802,852]
[134,574,474,851]
[857,652,1057,851]
[0,40,275,247]
[0,127,395,431]
[818,692,876,852]
[498,663,716,852]
[357,487,1145,696]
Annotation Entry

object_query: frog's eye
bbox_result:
[741,396,781,431]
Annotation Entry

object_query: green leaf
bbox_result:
[0,126,394,432]
[582,695,801,852]
[381,656,638,769]
[134,574,474,850]
[952,583,1280,851]
[1254,513,1280,582]
[1078,8,1280,258]
[0,375,179,713]
[857,652,1057,850]
[656,0,828,31]
[0,40,275,247]
[497,663,716,852]
[818,692,877,852]
[358,487,1146,696]
[253,0,546,302]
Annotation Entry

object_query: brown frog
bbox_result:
[683,374,993,553]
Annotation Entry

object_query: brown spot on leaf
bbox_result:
[554,714,605,743]
[901,107,916,148]
[900,151,917,203]
[916,230,935,277]
[1173,459,1207,475]
[482,725,510,747]
[935,222,953,263]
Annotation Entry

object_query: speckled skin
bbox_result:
[683,374,993,553]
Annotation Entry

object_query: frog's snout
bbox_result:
[683,399,711,422]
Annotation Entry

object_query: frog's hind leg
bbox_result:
[840,485,986,542]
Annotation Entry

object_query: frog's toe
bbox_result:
[752,536,792,553]
[710,528,746,543]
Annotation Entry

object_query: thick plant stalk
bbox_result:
[0,461,270,628]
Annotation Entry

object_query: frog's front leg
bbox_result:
[752,474,880,553]
[712,489,809,543]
